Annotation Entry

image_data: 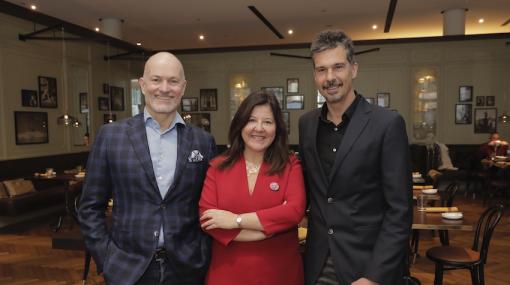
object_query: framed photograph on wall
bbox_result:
[376,92,390,108]
[261,87,284,108]
[485,96,495,106]
[182,97,199,112]
[200,89,217,111]
[110,86,125,111]
[38,76,58,108]
[474,108,497,133]
[21,89,38,107]
[98,97,109,111]
[475,96,485,106]
[103,113,117,124]
[14,111,48,145]
[455,104,472,124]
[282,111,290,134]
[79,92,89,113]
[287,78,299,93]
[459,86,473,102]
[182,112,211,132]
[285,95,304,110]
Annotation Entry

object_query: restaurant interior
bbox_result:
[0,0,509,284]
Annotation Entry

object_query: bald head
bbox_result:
[143,52,185,80]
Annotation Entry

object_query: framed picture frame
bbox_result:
[261,87,284,108]
[110,86,125,111]
[455,104,472,124]
[182,112,211,132]
[103,113,117,124]
[285,95,304,110]
[14,111,49,145]
[98,97,110,111]
[182,97,199,112]
[286,78,299,93]
[474,108,497,133]
[21,89,38,107]
[376,92,390,108]
[459,86,473,102]
[38,76,58,108]
[200,89,218,111]
[475,96,485,106]
[103,83,109,94]
[485,96,495,106]
[282,111,290,134]
[365,97,375,104]
[79,92,88,113]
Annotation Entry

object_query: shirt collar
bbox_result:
[319,92,361,123]
[143,107,185,132]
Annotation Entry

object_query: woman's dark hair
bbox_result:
[219,90,289,175]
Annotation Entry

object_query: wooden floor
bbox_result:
[0,196,508,285]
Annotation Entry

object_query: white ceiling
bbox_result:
[6,0,510,50]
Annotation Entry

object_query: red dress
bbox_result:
[199,155,306,285]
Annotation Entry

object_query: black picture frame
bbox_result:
[182,97,199,112]
[182,112,211,132]
[285,95,304,110]
[376,92,390,108]
[103,113,117,124]
[455,104,472,124]
[261,87,284,108]
[21,89,38,107]
[474,108,497,133]
[98,97,110,111]
[459,86,473,102]
[103,83,110,94]
[79,92,88,113]
[14,111,48,145]
[485,96,495,106]
[110,86,125,111]
[200,89,218,111]
[38,76,58,108]
[287,78,299,93]
[282,111,290,134]
[475,96,485,106]
[365,97,375,104]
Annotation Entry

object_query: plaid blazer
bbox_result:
[79,113,216,285]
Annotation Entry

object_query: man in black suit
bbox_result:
[299,30,412,285]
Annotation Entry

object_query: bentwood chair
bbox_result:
[70,181,92,285]
[426,203,504,285]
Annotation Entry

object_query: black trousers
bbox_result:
[315,254,340,285]
[135,249,168,285]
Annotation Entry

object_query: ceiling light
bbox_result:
[478,18,484,24]
[94,27,100,32]
[136,42,142,46]
[30,4,37,10]
[288,29,293,35]
[372,24,378,30]
[199,34,205,40]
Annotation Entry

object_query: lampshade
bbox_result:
[57,113,80,127]
[498,112,509,124]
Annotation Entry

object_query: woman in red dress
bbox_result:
[199,91,306,285]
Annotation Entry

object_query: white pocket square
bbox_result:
[188,150,204,162]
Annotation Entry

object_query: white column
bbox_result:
[100,17,123,39]
[442,8,467,36]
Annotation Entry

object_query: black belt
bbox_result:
[153,248,167,262]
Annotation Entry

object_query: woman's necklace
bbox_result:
[245,160,261,176]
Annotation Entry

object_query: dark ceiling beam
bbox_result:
[384,0,398,33]
[354,47,380,55]
[502,18,510,26]
[105,50,148,61]
[18,24,59,40]
[270,52,311,59]
[248,5,284,39]
[0,0,147,54]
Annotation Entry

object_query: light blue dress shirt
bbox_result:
[144,108,185,247]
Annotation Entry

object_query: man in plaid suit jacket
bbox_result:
[79,52,216,284]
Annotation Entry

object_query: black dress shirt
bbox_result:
[317,95,362,178]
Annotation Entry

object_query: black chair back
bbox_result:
[441,182,459,207]
[69,180,83,222]
[472,203,504,263]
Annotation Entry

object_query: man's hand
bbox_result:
[352,277,378,285]
[200,209,238,230]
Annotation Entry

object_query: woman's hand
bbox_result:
[200,209,238,230]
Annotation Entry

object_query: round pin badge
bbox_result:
[269,182,280,191]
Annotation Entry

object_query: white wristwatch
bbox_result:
[235,215,242,228]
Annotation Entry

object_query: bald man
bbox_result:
[79,52,217,285]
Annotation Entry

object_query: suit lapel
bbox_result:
[327,99,371,185]
[127,115,159,192]
[307,109,329,191]
[171,124,192,193]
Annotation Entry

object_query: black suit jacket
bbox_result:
[299,98,412,285]
[79,113,216,285]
